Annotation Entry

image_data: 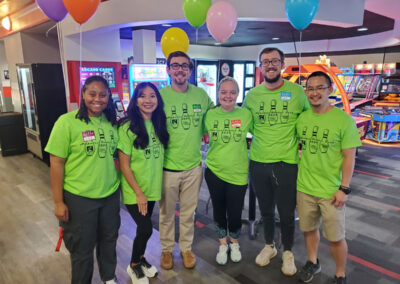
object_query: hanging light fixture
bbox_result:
[2,16,11,31]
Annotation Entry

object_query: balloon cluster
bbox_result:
[161,1,238,58]
[36,0,101,24]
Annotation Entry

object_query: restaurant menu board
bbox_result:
[81,67,116,88]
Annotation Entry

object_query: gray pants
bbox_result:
[61,189,120,284]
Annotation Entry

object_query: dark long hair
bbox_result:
[121,82,169,150]
[76,75,117,125]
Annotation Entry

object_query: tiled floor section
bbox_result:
[0,143,399,283]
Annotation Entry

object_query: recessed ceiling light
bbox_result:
[214,42,221,46]
[272,37,280,40]
[162,24,172,27]
[357,27,368,32]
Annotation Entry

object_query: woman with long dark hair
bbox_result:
[45,75,120,284]
[118,82,169,284]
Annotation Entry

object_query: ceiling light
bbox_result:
[162,24,172,27]
[214,42,221,46]
[357,27,368,32]
[272,37,280,40]
[1,16,11,31]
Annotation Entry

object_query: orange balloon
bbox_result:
[63,0,100,24]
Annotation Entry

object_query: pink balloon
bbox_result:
[206,1,237,43]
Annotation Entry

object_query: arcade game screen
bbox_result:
[80,67,116,88]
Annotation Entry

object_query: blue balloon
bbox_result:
[285,0,319,30]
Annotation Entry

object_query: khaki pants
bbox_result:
[159,164,203,252]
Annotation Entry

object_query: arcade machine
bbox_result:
[361,63,400,143]
[333,67,354,102]
[16,64,67,163]
[67,61,126,119]
[347,63,381,109]
[129,63,169,96]
[196,60,218,104]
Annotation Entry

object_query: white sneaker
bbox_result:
[140,257,158,278]
[230,243,242,262]
[126,265,149,284]
[216,244,228,265]
[281,250,297,276]
[255,244,277,266]
[104,279,117,284]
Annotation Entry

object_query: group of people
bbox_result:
[46,48,361,284]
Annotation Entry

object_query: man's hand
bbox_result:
[54,201,69,222]
[330,190,348,208]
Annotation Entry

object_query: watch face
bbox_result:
[340,187,351,194]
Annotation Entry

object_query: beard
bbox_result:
[264,72,281,83]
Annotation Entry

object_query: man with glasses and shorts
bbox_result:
[159,51,213,270]
[296,71,361,284]
[243,47,309,276]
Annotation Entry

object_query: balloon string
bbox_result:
[57,22,69,111]
[195,28,198,44]
[299,30,302,85]
[291,31,300,85]
[79,24,82,105]
[46,24,57,38]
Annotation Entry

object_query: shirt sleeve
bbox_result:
[341,116,362,149]
[117,122,134,155]
[44,116,70,158]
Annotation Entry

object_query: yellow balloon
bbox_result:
[160,27,190,59]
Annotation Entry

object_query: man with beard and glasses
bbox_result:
[159,51,213,271]
[243,47,309,276]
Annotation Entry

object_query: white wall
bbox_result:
[21,33,61,64]
[4,33,24,112]
[63,29,122,62]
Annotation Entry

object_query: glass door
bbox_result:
[17,66,37,131]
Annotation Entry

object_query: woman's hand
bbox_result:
[54,201,69,222]
[137,192,148,216]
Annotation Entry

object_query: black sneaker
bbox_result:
[334,276,347,284]
[298,259,321,283]
[140,257,158,278]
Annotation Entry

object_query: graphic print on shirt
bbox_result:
[181,103,191,130]
[170,106,179,129]
[211,120,219,141]
[221,119,232,143]
[98,128,108,158]
[82,128,116,158]
[300,126,331,154]
[301,126,308,150]
[167,104,204,130]
[211,118,243,144]
[268,99,279,125]
[257,102,266,124]
[192,104,202,127]
[256,99,293,126]
[144,131,162,160]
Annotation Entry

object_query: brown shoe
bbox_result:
[161,251,173,270]
[181,250,196,269]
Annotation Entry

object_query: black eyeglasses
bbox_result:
[306,86,330,93]
[260,59,281,67]
[169,63,190,71]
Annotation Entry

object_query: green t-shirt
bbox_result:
[161,84,213,170]
[205,106,252,185]
[243,80,309,164]
[45,110,119,198]
[296,107,362,199]
[117,120,164,204]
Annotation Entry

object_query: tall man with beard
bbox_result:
[159,51,213,270]
[243,47,309,276]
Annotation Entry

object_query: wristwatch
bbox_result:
[339,185,351,195]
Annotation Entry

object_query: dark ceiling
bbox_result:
[120,10,394,47]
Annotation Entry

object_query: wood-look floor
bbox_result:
[0,153,238,284]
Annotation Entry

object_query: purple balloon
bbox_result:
[36,0,68,22]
